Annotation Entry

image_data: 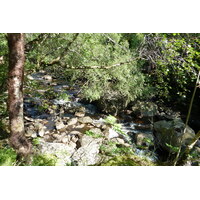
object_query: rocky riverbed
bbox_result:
[8,70,198,166]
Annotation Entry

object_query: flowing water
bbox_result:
[24,71,158,163]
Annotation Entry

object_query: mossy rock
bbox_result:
[100,155,156,166]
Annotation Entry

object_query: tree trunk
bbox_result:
[7,33,32,158]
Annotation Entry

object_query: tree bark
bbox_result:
[7,33,32,157]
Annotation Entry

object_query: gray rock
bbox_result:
[67,118,78,126]
[31,133,37,138]
[154,118,195,152]
[75,111,85,117]
[78,116,93,124]
[25,129,35,137]
[70,130,82,136]
[38,127,45,137]
[72,135,103,166]
[89,128,102,136]
[55,121,65,130]
[103,128,119,139]
[38,141,76,166]
[62,136,70,144]
[43,75,52,81]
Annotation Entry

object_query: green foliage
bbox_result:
[57,92,70,101]
[100,155,155,166]
[30,154,57,166]
[143,33,200,102]
[0,34,8,92]
[24,33,148,107]
[165,143,179,153]
[32,138,41,146]
[0,147,17,166]
[85,130,103,138]
[104,115,117,125]
[100,140,133,157]
[104,115,126,136]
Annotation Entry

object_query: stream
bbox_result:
[24,71,159,165]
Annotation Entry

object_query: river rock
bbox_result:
[75,111,85,117]
[72,135,103,166]
[62,136,70,144]
[43,75,52,81]
[55,120,66,131]
[67,117,78,126]
[78,116,93,124]
[135,132,154,147]
[104,128,119,139]
[89,128,102,136]
[154,118,196,153]
[38,141,76,166]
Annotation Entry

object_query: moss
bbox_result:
[100,155,156,166]
[30,154,57,166]
[0,147,17,166]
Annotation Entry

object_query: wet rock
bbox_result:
[154,118,195,153]
[72,135,103,166]
[67,118,78,126]
[78,116,93,124]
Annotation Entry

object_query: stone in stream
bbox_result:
[78,116,93,124]
[55,120,66,131]
[25,129,35,137]
[67,117,78,126]
[154,118,196,153]
[72,135,103,166]
[75,111,85,117]
[103,128,119,139]
[89,128,102,136]
[43,75,52,81]
[70,130,82,136]
[134,132,154,148]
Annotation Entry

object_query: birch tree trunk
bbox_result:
[7,33,32,157]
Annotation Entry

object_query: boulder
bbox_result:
[154,118,196,153]
[72,135,103,166]
[38,141,76,166]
